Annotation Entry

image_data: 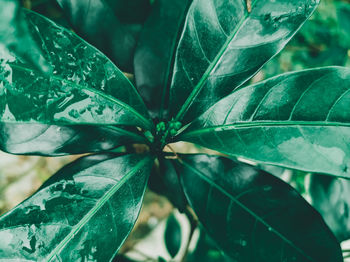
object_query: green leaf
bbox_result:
[0,9,153,131]
[0,123,147,156]
[148,158,188,211]
[134,0,192,119]
[56,0,147,72]
[0,153,153,261]
[169,0,319,124]
[309,174,350,242]
[103,0,151,23]
[164,213,182,258]
[0,0,49,72]
[179,66,350,178]
[187,227,232,262]
[173,154,342,261]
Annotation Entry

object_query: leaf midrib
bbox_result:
[181,159,313,261]
[9,63,153,130]
[46,156,151,261]
[174,0,259,121]
[180,120,350,139]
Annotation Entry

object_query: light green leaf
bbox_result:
[0,0,49,72]
[0,9,153,131]
[0,153,153,261]
[179,67,350,178]
[169,0,319,124]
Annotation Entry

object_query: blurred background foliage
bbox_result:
[1,0,350,261]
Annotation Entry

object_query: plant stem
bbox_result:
[180,207,198,262]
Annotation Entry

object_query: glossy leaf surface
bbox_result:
[180,67,350,177]
[173,154,342,261]
[0,123,146,156]
[309,174,350,242]
[0,9,153,131]
[0,0,49,73]
[56,0,147,72]
[0,153,153,261]
[169,0,319,124]
[134,0,192,118]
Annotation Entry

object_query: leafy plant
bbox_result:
[0,0,348,261]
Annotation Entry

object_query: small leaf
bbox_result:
[0,0,49,72]
[164,213,182,258]
[56,0,148,72]
[0,123,147,156]
[0,153,154,261]
[179,67,350,178]
[134,0,192,119]
[173,154,342,261]
[169,0,319,124]
[0,9,153,131]
[309,174,350,242]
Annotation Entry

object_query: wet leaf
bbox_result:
[0,0,49,72]
[309,174,350,242]
[0,153,153,261]
[169,0,319,124]
[164,213,182,258]
[179,67,350,178]
[134,0,192,119]
[0,123,147,156]
[56,0,149,72]
[0,9,153,131]
[173,154,342,261]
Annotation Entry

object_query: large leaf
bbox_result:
[0,0,49,72]
[0,9,153,131]
[56,0,149,72]
[309,174,350,242]
[179,67,350,178]
[134,0,192,119]
[173,154,342,261]
[169,0,319,124]
[0,153,153,261]
[0,123,147,156]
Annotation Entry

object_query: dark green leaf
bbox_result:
[0,0,49,72]
[134,0,192,119]
[173,154,342,262]
[149,158,187,211]
[169,0,319,124]
[309,174,350,242]
[0,123,147,156]
[0,9,153,131]
[104,0,151,23]
[0,153,153,260]
[164,213,182,258]
[188,227,233,262]
[112,254,138,262]
[179,67,350,178]
[56,0,147,72]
